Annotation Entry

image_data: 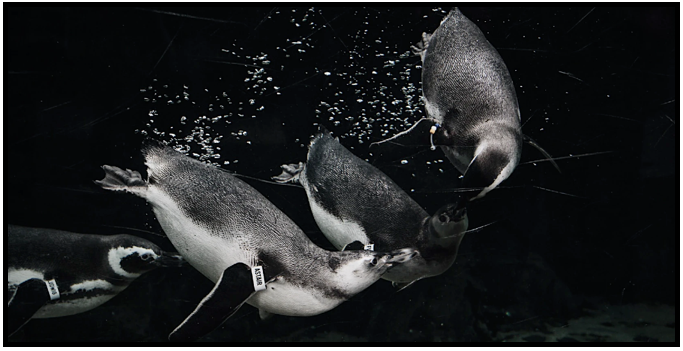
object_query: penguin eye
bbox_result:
[370,257,378,266]
[439,214,449,223]
[141,253,152,261]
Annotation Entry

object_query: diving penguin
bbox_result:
[96,139,416,342]
[274,129,469,289]
[6,224,184,337]
[374,8,557,202]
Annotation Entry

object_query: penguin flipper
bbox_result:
[6,278,51,336]
[410,32,432,60]
[272,162,304,184]
[168,263,255,342]
[258,308,274,321]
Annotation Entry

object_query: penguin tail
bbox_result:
[410,32,431,58]
[310,124,335,145]
[95,165,148,196]
[271,162,304,184]
[316,124,331,135]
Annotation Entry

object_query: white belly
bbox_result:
[145,186,343,317]
[247,278,342,317]
[145,186,251,283]
[306,192,369,250]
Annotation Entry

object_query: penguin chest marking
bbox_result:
[471,156,517,201]
[68,279,117,293]
[144,185,253,282]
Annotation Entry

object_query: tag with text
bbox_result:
[251,266,266,291]
[364,243,374,251]
[45,279,60,300]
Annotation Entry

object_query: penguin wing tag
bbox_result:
[7,278,52,337]
[169,263,256,342]
[45,279,60,300]
[364,243,375,251]
[251,266,266,291]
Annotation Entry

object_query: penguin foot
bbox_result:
[272,162,304,184]
[95,165,147,193]
[410,32,431,58]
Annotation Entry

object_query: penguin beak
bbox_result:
[440,202,467,223]
[154,252,186,267]
[385,248,419,267]
[452,206,467,222]
[453,194,470,211]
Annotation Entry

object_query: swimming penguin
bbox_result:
[375,8,528,202]
[6,224,184,336]
[273,129,469,290]
[96,139,416,342]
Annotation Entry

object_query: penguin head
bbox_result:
[461,144,519,201]
[107,236,185,279]
[429,202,469,240]
[333,248,417,290]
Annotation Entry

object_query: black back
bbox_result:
[423,8,521,144]
[305,132,429,251]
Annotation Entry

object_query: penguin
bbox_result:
[95,139,417,342]
[273,129,469,290]
[374,8,529,202]
[6,224,185,336]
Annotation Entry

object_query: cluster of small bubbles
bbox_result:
[307,8,431,148]
[138,81,267,166]
[425,159,445,165]
[137,8,452,171]
[173,144,191,154]
[243,65,277,98]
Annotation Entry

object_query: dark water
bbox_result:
[5,6,678,343]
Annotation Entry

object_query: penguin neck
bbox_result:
[427,220,464,250]
[415,217,462,258]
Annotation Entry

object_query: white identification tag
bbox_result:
[251,266,266,291]
[364,243,374,251]
[45,279,60,300]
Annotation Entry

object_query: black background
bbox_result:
[5,5,678,343]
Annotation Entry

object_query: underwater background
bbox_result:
[5,6,678,343]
